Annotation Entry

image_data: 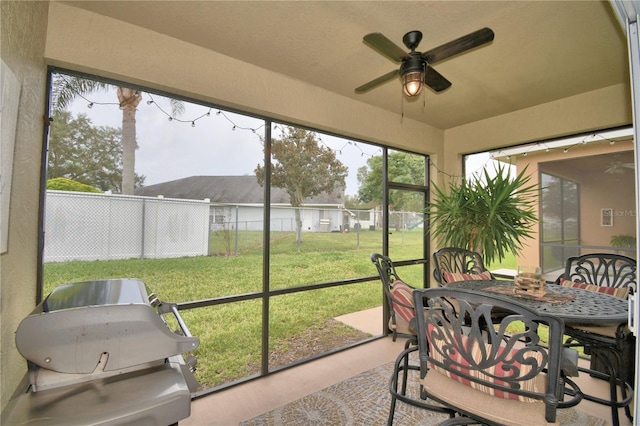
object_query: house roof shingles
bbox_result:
[135,175,344,205]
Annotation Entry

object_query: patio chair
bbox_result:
[555,253,636,426]
[432,247,493,286]
[387,287,582,426]
[370,253,419,345]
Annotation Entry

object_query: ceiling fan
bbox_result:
[355,27,495,97]
[605,160,635,174]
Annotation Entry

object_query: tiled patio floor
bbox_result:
[184,307,633,425]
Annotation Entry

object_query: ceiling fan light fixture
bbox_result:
[356,28,494,97]
[402,71,424,96]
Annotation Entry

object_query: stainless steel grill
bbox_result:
[3,279,200,425]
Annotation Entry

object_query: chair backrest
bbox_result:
[432,247,492,286]
[413,287,568,424]
[370,253,416,340]
[560,253,636,295]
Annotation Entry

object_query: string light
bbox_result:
[56,75,120,108]
[271,124,381,161]
[59,78,383,162]
[65,73,628,168]
[490,134,632,161]
[59,80,375,165]
[55,75,265,134]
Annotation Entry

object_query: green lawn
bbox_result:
[43,230,517,389]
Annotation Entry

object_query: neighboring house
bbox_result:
[135,176,348,233]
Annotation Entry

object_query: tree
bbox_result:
[48,110,145,192]
[46,177,102,193]
[255,126,348,247]
[357,151,425,211]
[51,73,183,194]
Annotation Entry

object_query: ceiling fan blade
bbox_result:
[363,33,408,63]
[355,69,400,93]
[424,66,452,92]
[422,27,495,64]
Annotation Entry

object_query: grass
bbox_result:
[42,230,517,389]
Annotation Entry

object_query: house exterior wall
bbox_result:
[515,141,636,269]
[440,85,632,271]
[1,0,634,412]
[211,204,344,233]
[0,0,49,412]
[442,84,631,186]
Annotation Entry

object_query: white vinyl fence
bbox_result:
[44,191,210,262]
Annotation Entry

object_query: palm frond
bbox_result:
[51,74,112,111]
[429,164,539,264]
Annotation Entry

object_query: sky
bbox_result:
[65,79,510,197]
[67,86,380,196]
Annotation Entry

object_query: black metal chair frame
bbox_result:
[387,287,582,426]
[432,247,493,286]
[560,253,637,293]
[556,253,636,426]
[370,253,419,345]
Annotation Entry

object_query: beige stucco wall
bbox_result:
[530,141,636,260]
[436,83,632,260]
[0,0,633,413]
[444,83,631,177]
[0,0,49,412]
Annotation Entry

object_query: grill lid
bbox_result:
[15,279,199,374]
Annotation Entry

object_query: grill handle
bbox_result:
[158,302,194,338]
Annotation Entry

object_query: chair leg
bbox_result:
[387,350,404,426]
[579,346,634,426]
[600,350,621,426]
[598,346,633,425]
[387,392,397,426]
[400,338,413,395]
[439,416,481,425]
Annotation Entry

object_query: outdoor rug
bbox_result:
[240,361,606,426]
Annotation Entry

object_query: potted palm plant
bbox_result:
[428,163,538,265]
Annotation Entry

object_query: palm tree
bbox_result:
[51,74,183,194]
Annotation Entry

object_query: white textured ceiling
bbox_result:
[60,0,628,130]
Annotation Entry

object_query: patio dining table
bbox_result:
[445,280,629,325]
[445,279,635,425]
